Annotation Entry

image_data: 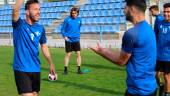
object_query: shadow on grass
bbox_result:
[42,79,124,95]
[83,63,125,71]
[41,67,49,72]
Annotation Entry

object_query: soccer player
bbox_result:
[91,0,157,96]
[155,3,170,96]
[149,5,164,96]
[12,0,56,96]
[61,7,82,75]
[149,5,164,39]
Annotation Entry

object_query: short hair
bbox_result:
[164,3,170,9]
[70,7,79,16]
[125,0,146,13]
[149,5,159,11]
[25,0,39,10]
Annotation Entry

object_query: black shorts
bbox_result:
[14,70,40,94]
[65,41,81,53]
[156,60,170,74]
[125,89,156,96]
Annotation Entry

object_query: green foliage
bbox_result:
[0,46,126,96]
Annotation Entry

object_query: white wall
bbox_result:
[0,0,5,5]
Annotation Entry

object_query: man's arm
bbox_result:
[12,0,24,22]
[41,44,56,74]
[91,43,131,66]
[61,19,68,40]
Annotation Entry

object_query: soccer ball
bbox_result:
[48,73,57,81]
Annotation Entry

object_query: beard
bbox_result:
[125,11,133,22]
[30,15,38,22]
[29,12,39,22]
[164,15,170,22]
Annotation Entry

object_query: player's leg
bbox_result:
[64,41,72,74]
[21,93,34,96]
[76,51,81,67]
[64,52,71,74]
[73,41,82,74]
[156,60,164,96]
[21,90,39,96]
[156,71,164,96]
[33,92,39,96]
[163,61,170,96]
[64,52,72,67]
[20,91,38,96]
[76,51,82,74]
[156,71,160,85]
[164,73,170,96]
[21,92,38,96]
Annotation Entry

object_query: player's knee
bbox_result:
[21,93,34,96]
[165,75,170,83]
[76,52,81,56]
[33,92,38,96]
[66,53,71,57]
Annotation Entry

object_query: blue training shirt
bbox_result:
[61,16,81,42]
[122,20,157,95]
[12,18,47,72]
[154,14,164,37]
[156,20,170,61]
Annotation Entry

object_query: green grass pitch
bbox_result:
[0,46,126,96]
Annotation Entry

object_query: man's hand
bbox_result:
[64,37,69,41]
[90,42,104,55]
[41,44,56,75]
[49,63,56,75]
[12,0,24,22]
[90,42,131,66]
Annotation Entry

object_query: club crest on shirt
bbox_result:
[35,31,40,36]
[30,31,40,41]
